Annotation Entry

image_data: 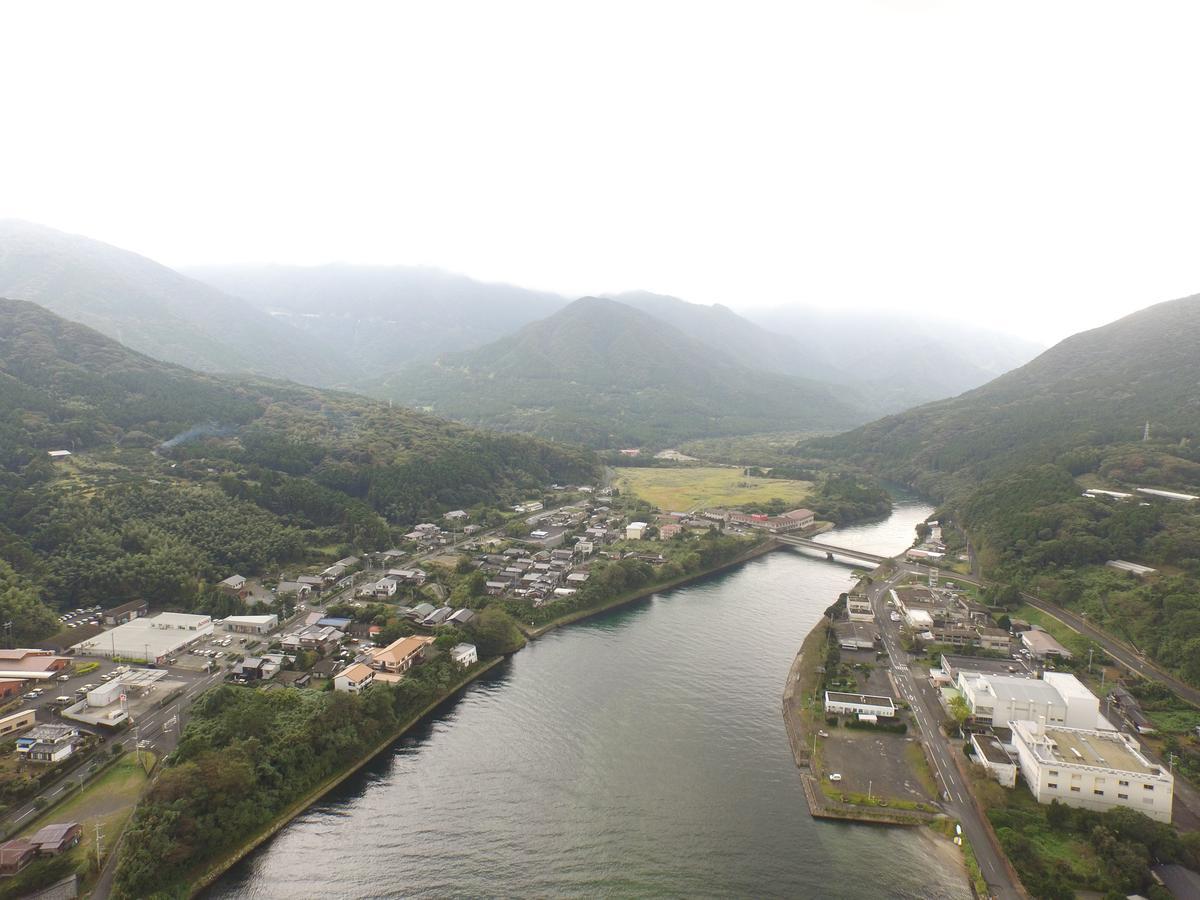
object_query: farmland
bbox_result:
[615,466,812,512]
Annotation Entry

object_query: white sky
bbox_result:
[2,1,1199,343]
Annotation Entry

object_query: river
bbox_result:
[212,497,972,899]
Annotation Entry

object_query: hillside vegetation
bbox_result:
[808,293,1200,685]
[361,296,868,447]
[0,220,340,385]
[0,298,597,639]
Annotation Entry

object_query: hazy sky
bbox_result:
[2,1,1199,343]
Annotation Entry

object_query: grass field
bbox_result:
[18,751,154,884]
[615,466,812,512]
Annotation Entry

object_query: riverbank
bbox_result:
[522,537,781,639]
[182,656,504,898]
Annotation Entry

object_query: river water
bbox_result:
[212,497,971,899]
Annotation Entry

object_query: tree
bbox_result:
[948,695,970,730]
[471,606,525,656]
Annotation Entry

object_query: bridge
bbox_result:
[774,534,888,567]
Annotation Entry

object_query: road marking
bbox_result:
[15,808,32,821]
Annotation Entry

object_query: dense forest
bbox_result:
[0,298,598,640]
[111,653,493,899]
[361,297,867,448]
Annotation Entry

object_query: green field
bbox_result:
[615,466,812,512]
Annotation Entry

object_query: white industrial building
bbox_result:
[1010,719,1173,823]
[72,612,213,663]
[958,672,1102,731]
[971,733,1018,788]
[824,691,896,718]
[222,614,278,635]
[846,595,874,621]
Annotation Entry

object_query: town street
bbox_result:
[867,569,1022,900]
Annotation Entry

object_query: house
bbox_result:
[17,724,79,763]
[317,616,353,630]
[279,625,344,653]
[781,508,816,529]
[658,523,682,539]
[297,575,324,592]
[30,823,82,855]
[233,657,279,681]
[1010,719,1173,822]
[0,709,35,738]
[275,670,312,688]
[372,577,399,598]
[103,599,148,626]
[450,643,478,667]
[421,607,453,627]
[447,608,476,627]
[311,658,341,680]
[321,563,347,581]
[1020,629,1073,660]
[824,691,896,718]
[485,581,509,596]
[625,522,648,540]
[276,581,312,598]
[566,572,590,585]
[0,838,35,874]
[445,509,468,521]
[408,603,436,621]
[369,635,435,674]
[223,614,278,635]
[47,450,72,460]
[217,575,248,598]
[334,662,376,693]
[575,540,595,557]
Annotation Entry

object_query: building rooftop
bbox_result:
[1021,629,1073,657]
[338,662,375,683]
[825,691,895,708]
[941,654,1032,679]
[974,734,1013,766]
[1014,721,1162,775]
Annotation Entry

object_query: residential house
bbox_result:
[17,724,78,763]
[0,839,35,874]
[311,658,341,680]
[372,577,399,598]
[422,607,453,627]
[29,823,82,855]
[217,575,248,598]
[407,603,436,621]
[450,643,478,667]
[447,608,477,627]
[625,522,648,540]
[334,662,376,694]
[368,636,435,674]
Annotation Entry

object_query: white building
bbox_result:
[971,733,1017,788]
[72,613,213,663]
[625,522,648,540]
[824,691,896,718]
[333,663,375,694]
[904,608,934,630]
[1010,720,1173,823]
[846,595,874,621]
[959,673,1101,730]
[450,643,478,667]
[223,614,279,635]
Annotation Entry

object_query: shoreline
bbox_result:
[521,537,782,639]
[185,656,505,898]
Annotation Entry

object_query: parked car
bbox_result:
[829,773,843,782]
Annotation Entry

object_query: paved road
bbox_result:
[867,570,1022,900]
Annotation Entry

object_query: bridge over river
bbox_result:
[774,533,889,567]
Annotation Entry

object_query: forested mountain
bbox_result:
[808,293,1200,686]
[360,296,869,447]
[185,263,567,379]
[810,293,1200,497]
[0,220,338,385]
[0,298,597,640]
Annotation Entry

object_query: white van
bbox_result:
[54,695,73,706]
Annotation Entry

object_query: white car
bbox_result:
[829,773,843,782]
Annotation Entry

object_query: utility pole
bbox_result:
[868,779,873,803]
[1088,647,1094,674]
[95,822,104,869]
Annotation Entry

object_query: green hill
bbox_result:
[808,294,1200,686]
[0,220,342,385]
[360,296,869,447]
[0,298,597,639]
[811,293,1200,498]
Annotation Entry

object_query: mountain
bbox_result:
[608,291,809,376]
[184,263,567,379]
[752,307,1043,413]
[0,297,597,631]
[360,296,869,448]
[810,293,1200,498]
[0,220,342,386]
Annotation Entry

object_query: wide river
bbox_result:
[213,497,972,899]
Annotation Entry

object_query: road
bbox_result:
[867,570,1022,900]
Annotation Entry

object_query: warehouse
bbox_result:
[222,614,279,635]
[71,613,212,663]
[824,691,896,718]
